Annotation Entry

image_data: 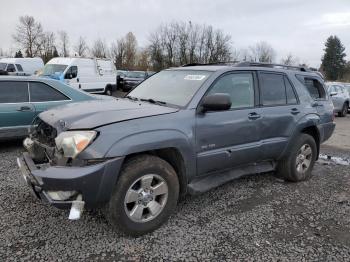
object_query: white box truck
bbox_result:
[39,57,117,95]
[0,57,44,76]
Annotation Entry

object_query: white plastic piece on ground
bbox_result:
[68,194,85,220]
[319,154,350,166]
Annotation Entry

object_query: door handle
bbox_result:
[248,112,261,120]
[290,108,300,115]
[17,106,32,112]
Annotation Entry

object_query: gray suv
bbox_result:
[326,82,349,117]
[18,62,335,236]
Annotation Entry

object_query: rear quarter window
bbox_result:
[296,75,326,100]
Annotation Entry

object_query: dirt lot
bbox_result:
[0,116,349,261]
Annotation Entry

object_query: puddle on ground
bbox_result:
[318,154,350,166]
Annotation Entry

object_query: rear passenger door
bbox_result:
[29,82,71,115]
[256,72,301,160]
[0,81,35,138]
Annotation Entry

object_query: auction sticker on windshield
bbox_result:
[184,75,206,81]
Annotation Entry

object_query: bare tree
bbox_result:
[74,36,88,57]
[147,21,232,70]
[12,15,43,57]
[58,30,69,57]
[136,49,150,71]
[41,31,56,63]
[249,41,276,63]
[111,38,125,69]
[124,32,138,69]
[91,39,109,58]
[280,53,299,66]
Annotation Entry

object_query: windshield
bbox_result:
[128,70,212,107]
[39,64,67,76]
[125,71,145,78]
[0,63,7,70]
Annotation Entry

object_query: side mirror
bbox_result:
[329,91,337,97]
[201,93,232,112]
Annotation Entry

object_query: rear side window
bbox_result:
[284,77,297,104]
[29,82,69,102]
[0,81,29,103]
[15,64,23,72]
[296,75,326,100]
[259,73,286,106]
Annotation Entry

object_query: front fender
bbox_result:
[105,129,196,178]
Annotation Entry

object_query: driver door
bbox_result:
[195,72,261,176]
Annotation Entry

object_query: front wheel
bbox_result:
[104,85,113,96]
[277,134,317,182]
[105,155,179,236]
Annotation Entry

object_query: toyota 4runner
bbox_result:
[17,62,335,236]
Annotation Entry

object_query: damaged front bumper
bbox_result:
[17,152,124,211]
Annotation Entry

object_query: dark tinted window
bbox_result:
[260,73,286,106]
[0,81,28,103]
[284,77,297,104]
[296,75,326,99]
[15,64,23,72]
[29,82,69,102]
[7,64,16,72]
[208,73,254,109]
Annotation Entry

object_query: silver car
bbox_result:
[326,83,349,117]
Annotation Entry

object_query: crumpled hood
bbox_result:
[39,98,178,131]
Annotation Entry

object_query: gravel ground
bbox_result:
[0,118,350,261]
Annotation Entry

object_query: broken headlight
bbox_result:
[55,131,97,159]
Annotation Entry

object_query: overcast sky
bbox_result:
[1,0,350,67]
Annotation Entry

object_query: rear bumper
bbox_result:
[17,152,124,209]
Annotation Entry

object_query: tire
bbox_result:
[277,134,317,182]
[104,85,113,96]
[105,155,179,236]
[338,103,348,117]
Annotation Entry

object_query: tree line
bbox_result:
[2,15,350,81]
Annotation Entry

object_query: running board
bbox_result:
[187,162,275,195]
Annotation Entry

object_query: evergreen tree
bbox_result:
[321,35,346,81]
[15,50,23,58]
[52,46,59,58]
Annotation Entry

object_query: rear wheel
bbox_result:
[104,85,113,96]
[105,155,179,236]
[277,134,317,182]
[338,103,348,117]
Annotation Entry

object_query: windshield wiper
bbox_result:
[140,98,167,105]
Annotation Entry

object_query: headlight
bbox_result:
[55,131,97,158]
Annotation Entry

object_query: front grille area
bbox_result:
[31,118,57,147]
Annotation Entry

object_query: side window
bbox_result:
[29,82,69,102]
[64,66,78,79]
[207,72,255,109]
[259,73,286,106]
[15,64,23,72]
[284,76,297,104]
[296,75,326,100]
[7,64,16,72]
[0,81,29,103]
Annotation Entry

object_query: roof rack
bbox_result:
[182,61,239,67]
[234,61,309,72]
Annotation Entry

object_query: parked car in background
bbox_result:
[343,83,350,111]
[120,71,155,92]
[0,57,44,76]
[18,62,335,236]
[39,57,117,95]
[0,77,104,140]
[326,82,349,117]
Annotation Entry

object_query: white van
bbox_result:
[39,57,117,95]
[0,57,44,76]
